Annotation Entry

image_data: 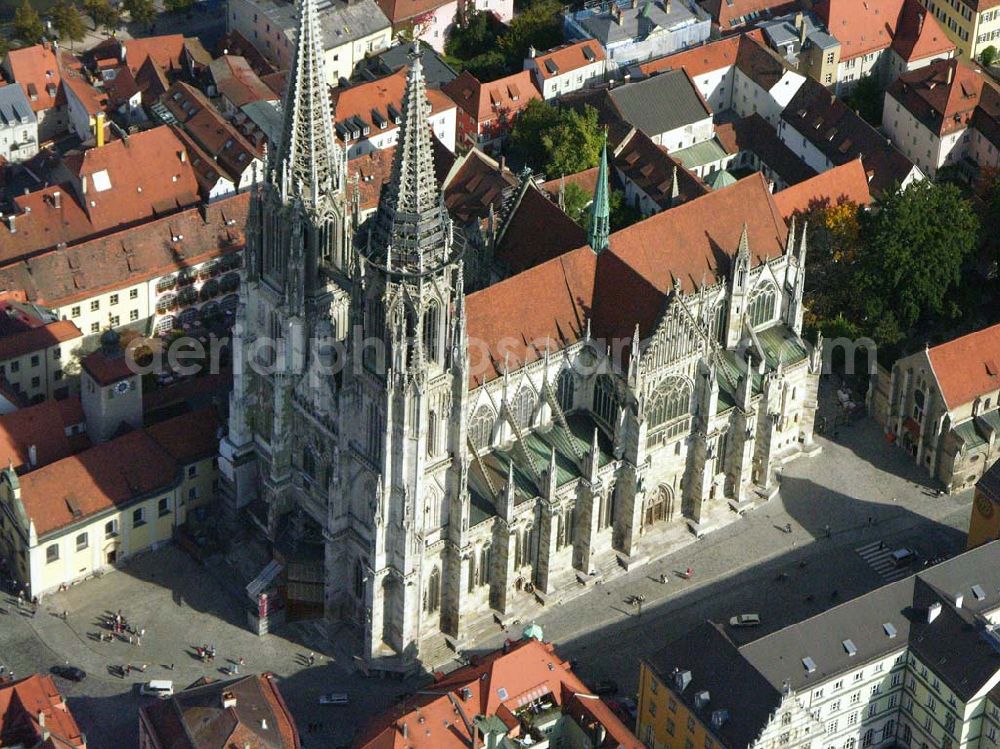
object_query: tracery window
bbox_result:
[469,406,494,450]
[423,301,440,363]
[647,377,691,429]
[594,374,618,426]
[511,386,535,427]
[747,284,776,328]
[557,368,574,412]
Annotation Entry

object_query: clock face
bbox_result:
[976,494,995,520]
[115,380,130,394]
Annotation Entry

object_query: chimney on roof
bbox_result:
[794,11,803,28]
[52,190,61,209]
[28,445,36,468]
[927,601,942,623]
[918,9,924,34]
[221,691,237,709]
[6,214,15,234]
[38,710,45,727]
[954,592,964,608]
[528,45,537,58]
[119,42,127,64]
[401,723,409,739]
[800,18,808,47]
[947,62,954,85]
[179,149,187,163]
[260,718,268,730]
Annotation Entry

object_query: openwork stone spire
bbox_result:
[369,45,454,276]
[276,0,343,207]
[588,132,611,254]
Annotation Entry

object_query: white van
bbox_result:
[140,680,174,699]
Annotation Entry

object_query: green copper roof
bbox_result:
[756,325,809,369]
[706,169,737,190]
[673,138,728,170]
[587,133,611,254]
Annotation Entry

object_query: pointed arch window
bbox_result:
[648,377,692,429]
[423,301,440,364]
[478,545,491,587]
[427,409,437,457]
[302,447,317,479]
[594,374,619,426]
[747,284,776,328]
[511,386,535,427]
[425,567,441,613]
[469,406,494,450]
[557,368,575,412]
[353,558,366,599]
[711,300,728,344]
[366,403,383,461]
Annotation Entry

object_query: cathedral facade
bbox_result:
[221,0,822,669]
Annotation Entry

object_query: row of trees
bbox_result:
[13,0,160,47]
[801,180,983,360]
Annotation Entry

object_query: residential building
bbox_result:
[442,70,541,152]
[60,61,110,143]
[968,459,1000,548]
[0,193,247,343]
[0,83,38,163]
[607,68,714,150]
[222,0,820,670]
[778,76,924,195]
[771,158,873,218]
[375,0,514,54]
[564,0,712,67]
[0,341,220,598]
[357,635,643,748]
[2,125,202,261]
[758,11,842,87]
[869,321,1000,493]
[637,540,1000,749]
[139,673,300,749]
[918,0,1000,61]
[361,41,458,88]
[1,43,68,141]
[700,0,797,31]
[158,82,265,200]
[227,0,392,83]
[208,54,279,115]
[0,299,82,404]
[711,113,817,188]
[0,674,87,748]
[883,57,1000,178]
[332,66,456,158]
[814,0,956,91]
[612,127,708,215]
[526,40,608,100]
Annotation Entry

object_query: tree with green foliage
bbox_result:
[83,0,120,31]
[982,45,998,67]
[51,0,86,47]
[498,0,563,67]
[609,188,641,231]
[123,0,156,28]
[562,182,591,227]
[510,99,563,170]
[845,73,884,126]
[13,0,45,45]
[510,100,604,176]
[855,180,979,340]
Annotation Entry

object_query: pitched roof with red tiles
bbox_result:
[358,638,642,749]
[928,322,1000,409]
[140,673,299,749]
[638,29,763,78]
[532,40,607,80]
[60,63,109,117]
[887,58,989,137]
[540,166,600,198]
[332,67,455,136]
[772,158,872,217]
[0,675,86,748]
[612,128,709,210]
[0,399,83,473]
[375,0,452,24]
[972,83,1000,149]
[0,301,82,362]
[714,113,817,186]
[0,192,248,309]
[121,34,187,75]
[19,427,178,538]
[2,128,203,261]
[3,43,63,114]
[442,149,518,224]
[494,183,588,274]
[210,55,279,108]
[700,0,797,28]
[347,147,397,212]
[147,407,220,463]
[441,69,541,124]
[815,0,952,61]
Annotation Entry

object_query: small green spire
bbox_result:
[588,132,611,254]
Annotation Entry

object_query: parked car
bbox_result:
[140,680,174,699]
[591,679,619,696]
[890,548,916,567]
[729,614,762,628]
[51,665,86,682]
[319,692,350,706]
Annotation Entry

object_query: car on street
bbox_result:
[140,680,174,699]
[891,548,916,567]
[51,665,86,682]
[729,613,762,628]
[319,692,350,705]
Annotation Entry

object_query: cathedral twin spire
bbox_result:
[275,0,344,207]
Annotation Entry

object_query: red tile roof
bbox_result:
[19,427,178,537]
[639,30,763,78]
[3,43,63,114]
[442,149,517,224]
[442,69,540,124]
[0,674,86,748]
[358,638,642,749]
[494,184,587,273]
[700,0,797,28]
[928,322,1000,409]
[120,34,187,75]
[887,58,989,137]
[0,399,83,473]
[60,62,108,117]
[0,193,248,309]
[0,306,81,362]
[347,147,397,212]
[532,41,607,80]
[815,0,952,62]
[146,407,220,463]
[714,113,817,186]
[540,166,600,198]
[81,348,135,386]
[612,128,709,210]
[210,55,278,108]
[467,245,598,386]
[332,67,455,135]
[773,158,872,218]
[375,0,452,24]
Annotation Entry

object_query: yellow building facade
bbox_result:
[922,0,1000,61]
[969,460,1000,548]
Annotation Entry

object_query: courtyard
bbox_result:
[0,377,975,748]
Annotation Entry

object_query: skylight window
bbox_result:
[92,169,112,192]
